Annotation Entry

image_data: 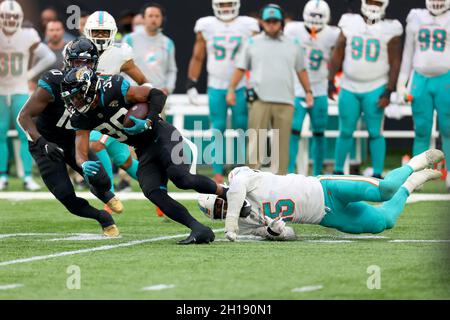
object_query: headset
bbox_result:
[259,3,286,28]
[140,2,167,29]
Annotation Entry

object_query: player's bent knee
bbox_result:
[367,218,387,234]
[119,156,133,170]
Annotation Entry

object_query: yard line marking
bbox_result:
[0,229,225,268]
[389,240,450,243]
[0,284,24,290]
[292,285,323,293]
[304,240,354,243]
[46,234,122,241]
[0,233,64,239]
[1,192,449,203]
[142,284,176,291]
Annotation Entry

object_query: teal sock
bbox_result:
[370,136,386,176]
[288,134,300,173]
[125,159,138,180]
[379,186,410,229]
[96,149,114,192]
[312,135,325,176]
[379,165,413,200]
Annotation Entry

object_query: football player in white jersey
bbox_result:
[329,0,403,179]
[186,0,259,183]
[199,149,444,241]
[285,0,340,176]
[0,0,56,191]
[397,0,450,191]
[82,11,152,213]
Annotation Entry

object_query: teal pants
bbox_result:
[411,71,450,167]
[288,96,328,176]
[335,85,386,176]
[319,165,413,234]
[0,94,33,178]
[90,131,138,192]
[207,87,247,175]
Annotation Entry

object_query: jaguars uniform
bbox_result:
[399,9,450,187]
[27,69,116,229]
[0,27,40,182]
[194,16,259,175]
[89,42,138,192]
[335,14,403,177]
[284,22,340,175]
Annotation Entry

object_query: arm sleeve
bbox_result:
[399,15,416,84]
[166,39,178,93]
[28,43,57,80]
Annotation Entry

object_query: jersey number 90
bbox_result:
[351,37,380,62]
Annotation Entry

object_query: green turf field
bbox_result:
[0,198,449,299]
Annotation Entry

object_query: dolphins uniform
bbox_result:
[335,14,403,177]
[399,9,450,186]
[0,27,40,181]
[194,16,259,175]
[96,42,134,79]
[225,167,325,238]
[284,22,340,175]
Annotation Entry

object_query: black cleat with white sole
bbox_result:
[177,226,215,245]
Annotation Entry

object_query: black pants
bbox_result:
[135,121,218,229]
[29,141,114,228]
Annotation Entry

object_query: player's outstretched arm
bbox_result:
[17,87,52,143]
[121,59,148,85]
[328,31,346,99]
[379,36,403,108]
[186,32,207,105]
[28,43,57,80]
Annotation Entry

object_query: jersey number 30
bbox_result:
[0,52,24,76]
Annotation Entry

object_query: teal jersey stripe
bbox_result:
[37,79,54,99]
[121,78,131,98]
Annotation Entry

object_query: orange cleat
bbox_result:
[104,204,113,215]
[156,206,165,217]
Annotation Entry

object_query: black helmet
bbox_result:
[63,37,100,71]
[61,66,100,114]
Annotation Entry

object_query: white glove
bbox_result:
[396,76,409,105]
[385,104,403,120]
[187,87,200,105]
[226,231,237,242]
[265,216,286,235]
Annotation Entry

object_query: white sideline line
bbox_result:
[0,284,24,290]
[0,192,449,202]
[292,285,323,293]
[0,228,225,268]
[142,284,176,291]
[389,240,450,243]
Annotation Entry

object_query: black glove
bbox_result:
[328,79,337,100]
[35,136,64,161]
[185,78,197,91]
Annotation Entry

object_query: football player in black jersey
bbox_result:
[17,38,122,237]
[65,66,228,244]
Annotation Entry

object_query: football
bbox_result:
[123,102,149,128]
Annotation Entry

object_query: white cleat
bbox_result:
[403,169,442,194]
[23,177,42,191]
[0,176,8,191]
[407,149,445,172]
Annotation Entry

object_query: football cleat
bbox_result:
[106,197,124,214]
[103,224,120,237]
[156,206,165,217]
[23,177,42,191]
[403,169,442,194]
[407,149,444,172]
[0,176,8,191]
[177,226,215,245]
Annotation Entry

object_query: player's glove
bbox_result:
[123,116,152,135]
[81,160,101,177]
[35,136,64,161]
[186,78,200,105]
[265,216,287,236]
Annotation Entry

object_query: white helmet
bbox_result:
[198,193,226,220]
[84,11,117,52]
[0,0,23,34]
[303,0,330,31]
[361,0,389,23]
[426,0,450,15]
[212,0,240,21]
